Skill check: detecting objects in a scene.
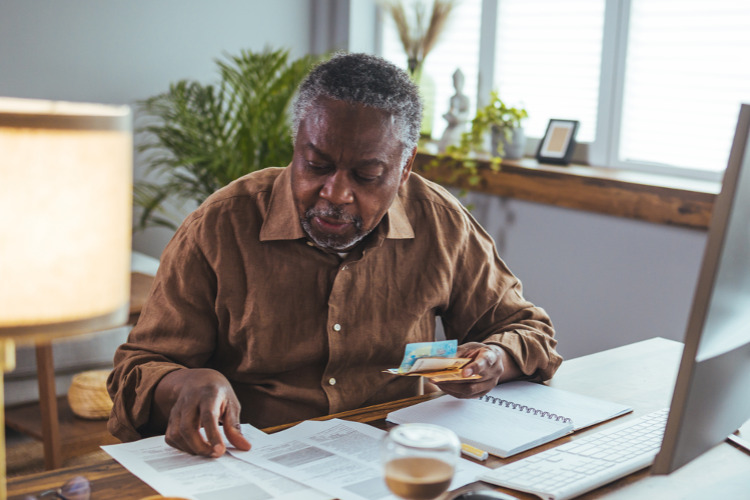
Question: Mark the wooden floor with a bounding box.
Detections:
[4,396,119,475]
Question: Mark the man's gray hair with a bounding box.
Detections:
[293,52,423,168]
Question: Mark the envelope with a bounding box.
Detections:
[383,357,481,382]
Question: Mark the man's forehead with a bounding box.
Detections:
[299,98,403,152]
[304,97,395,125]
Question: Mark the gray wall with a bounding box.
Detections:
[1,0,311,102]
[464,192,707,359]
[0,0,313,258]
[1,0,707,384]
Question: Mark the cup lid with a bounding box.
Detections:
[389,423,460,450]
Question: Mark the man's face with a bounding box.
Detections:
[291,97,413,252]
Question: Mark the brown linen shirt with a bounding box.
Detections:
[108,166,562,441]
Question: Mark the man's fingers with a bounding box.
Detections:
[163,405,182,451]
[225,424,251,452]
[223,403,251,452]
[165,403,211,456]
[461,362,478,378]
[439,378,496,399]
[201,406,227,458]
[158,369,248,457]
[437,344,506,398]
[461,346,499,377]
[222,400,251,451]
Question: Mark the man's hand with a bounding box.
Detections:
[433,342,521,399]
[153,368,252,457]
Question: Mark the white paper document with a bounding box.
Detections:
[103,419,488,500]
[228,419,489,500]
[102,424,330,500]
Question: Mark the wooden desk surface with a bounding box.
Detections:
[8,338,750,499]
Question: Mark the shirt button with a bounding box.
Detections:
[328,378,337,386]
[333,323,342,332]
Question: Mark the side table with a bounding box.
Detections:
[5,272,154,469]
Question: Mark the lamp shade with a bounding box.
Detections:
[0,97,132,343]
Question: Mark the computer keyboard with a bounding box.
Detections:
[479,408,669,500]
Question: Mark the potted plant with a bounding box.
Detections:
[134,47,318,231]
[424,91,527,195]
[446,91,528,163]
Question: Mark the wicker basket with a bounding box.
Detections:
[67,369,113,420]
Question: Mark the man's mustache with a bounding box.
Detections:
[305,206,363,228]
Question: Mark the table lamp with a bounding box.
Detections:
[0,97,132,499]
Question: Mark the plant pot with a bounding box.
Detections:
[491,126,526,160]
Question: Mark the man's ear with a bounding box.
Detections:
[400,147,417,187]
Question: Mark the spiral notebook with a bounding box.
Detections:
[386,381,632,458]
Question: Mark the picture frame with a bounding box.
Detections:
[536,119,580,165]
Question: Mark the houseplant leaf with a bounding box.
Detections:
[134,47,318,231]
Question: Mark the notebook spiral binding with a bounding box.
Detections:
[480,395,573,423]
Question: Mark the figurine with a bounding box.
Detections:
[438,68,470,153]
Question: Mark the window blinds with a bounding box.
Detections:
[381,0,482,140]
[619,0,750,173]
[493,0,605,142]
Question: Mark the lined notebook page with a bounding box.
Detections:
[387,381,632,458]
[482,381,632,431]
[387,396,573,458]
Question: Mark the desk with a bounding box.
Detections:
[4,272,155,470]
[7,338,750,499]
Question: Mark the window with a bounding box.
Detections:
[494,0,604,143]
[617,0,750,176]
[380,1,481,141]
[378,0,750,180]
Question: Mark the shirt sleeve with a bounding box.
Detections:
[107,222,219,441]
[440,210,563,381]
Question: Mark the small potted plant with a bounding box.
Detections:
[424,91,527,195]
[446,91,528,163]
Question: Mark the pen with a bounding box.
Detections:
[461,442,489,461]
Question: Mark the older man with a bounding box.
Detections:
[108,53,562,457]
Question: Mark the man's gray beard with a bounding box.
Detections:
[301,207,370,251]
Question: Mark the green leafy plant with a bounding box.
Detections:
[134,47,318,231]
[428,91,527,190]
[447,91,527,164]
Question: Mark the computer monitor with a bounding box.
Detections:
[652,103,750,474]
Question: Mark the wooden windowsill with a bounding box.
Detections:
[413,152,720,230]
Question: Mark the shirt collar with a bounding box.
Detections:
[259,166,415,242]
[385,193,414,239]
[259,166,305,241]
